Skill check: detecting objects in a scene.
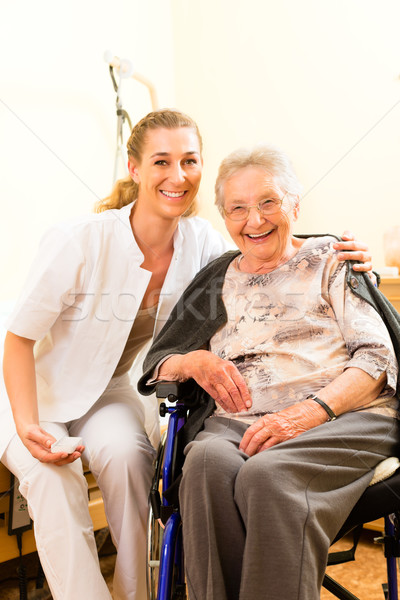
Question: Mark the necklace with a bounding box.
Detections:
[236,254,245,271]
[236,252,294,274]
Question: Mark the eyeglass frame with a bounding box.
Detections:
[223,192,288,221]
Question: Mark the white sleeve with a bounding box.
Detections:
[6,226,86,341]
[199,221,235,268]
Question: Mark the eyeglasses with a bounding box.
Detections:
[223,195,286,221]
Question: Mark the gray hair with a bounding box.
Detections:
[214,145,303,214]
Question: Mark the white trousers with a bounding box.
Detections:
[1,374,156,600]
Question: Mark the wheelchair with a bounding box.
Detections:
[147,381,400,600]
[147,382,190,600]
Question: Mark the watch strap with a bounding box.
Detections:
[307,395,337,421]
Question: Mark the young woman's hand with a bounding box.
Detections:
[19,423,84,466]
[335,230,372,273]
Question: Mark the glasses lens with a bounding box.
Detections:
[259,199,281,216]
[225,197,283,220]
[226,207,248,220]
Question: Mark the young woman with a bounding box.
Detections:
[1,109,373,600]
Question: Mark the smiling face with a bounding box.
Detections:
[128,127,203,221]
[223,166,300,271]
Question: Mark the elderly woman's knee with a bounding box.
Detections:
[183,437,243,486]
[235,451,296,499]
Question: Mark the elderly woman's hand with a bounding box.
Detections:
[158,350,252,413]
[335,231,372,273]
[239,398,328,456]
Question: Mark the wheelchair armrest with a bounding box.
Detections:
[155,380,199,407]
[155,381,184,402]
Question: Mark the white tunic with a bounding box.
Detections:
[0,203,230,456]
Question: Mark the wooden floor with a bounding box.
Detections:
[0,529,396,599]
[322,528,397,600]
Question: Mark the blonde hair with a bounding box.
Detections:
[215,145,303,214]
[95,109,203,216]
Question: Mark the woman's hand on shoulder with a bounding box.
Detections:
[19,424,84,466]
[239,398,327,456]
[160,350,252,413]
[334,230,373,274]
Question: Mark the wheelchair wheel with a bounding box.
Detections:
[147,504,164,600]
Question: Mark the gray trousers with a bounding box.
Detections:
[179,413,399,600]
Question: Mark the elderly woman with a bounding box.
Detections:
[139,145,399,600]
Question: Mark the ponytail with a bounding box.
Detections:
[95,177,138,213]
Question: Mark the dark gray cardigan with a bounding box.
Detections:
[138,241,400,447]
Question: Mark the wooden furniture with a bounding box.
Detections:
[0,463,107,563]
[380,276,400,313]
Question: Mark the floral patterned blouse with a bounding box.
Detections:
[210,237,398,424]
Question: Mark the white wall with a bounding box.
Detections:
[1,0,175,301]
[2,1,400,303]
[171,0,400,269]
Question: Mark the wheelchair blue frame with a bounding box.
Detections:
[385,516,399,600]
[150,400,187,600]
